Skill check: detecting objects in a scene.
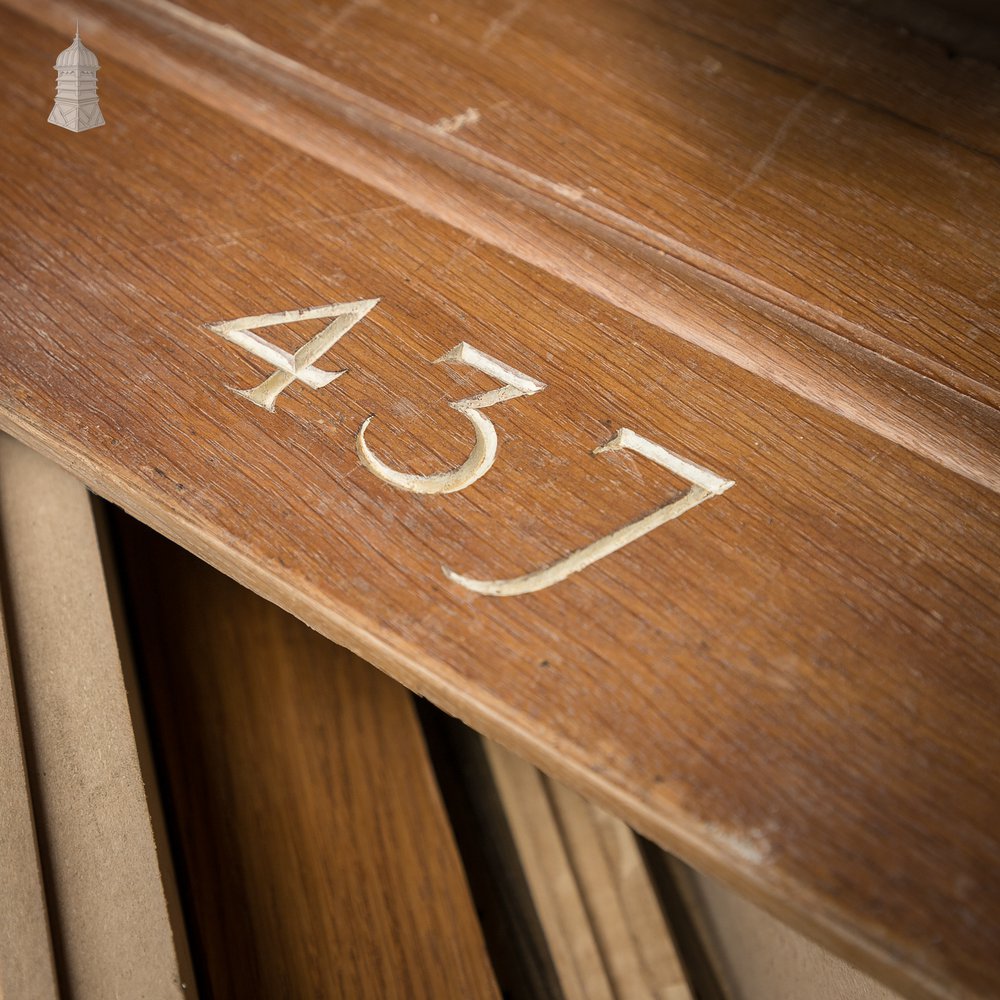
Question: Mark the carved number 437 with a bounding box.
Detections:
[207,300,734,597]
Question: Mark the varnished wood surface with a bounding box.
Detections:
[6,0,999,490]
[161,0,1000,399]
[0,5,997,999]
[113,515,498,999]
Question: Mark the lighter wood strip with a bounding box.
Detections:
[486,740,694,999]
[547,780,693,1000]
[485,740,616,999]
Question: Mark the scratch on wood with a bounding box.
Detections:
[481,0,530,51]
[248,152,296,191]
[433,107,481,134]
[330,0,380,29]
[724,84,823,204]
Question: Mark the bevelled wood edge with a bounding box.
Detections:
[0,408,971,1000]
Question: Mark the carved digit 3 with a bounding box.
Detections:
[444,429,734,596]
[356,342,545,495]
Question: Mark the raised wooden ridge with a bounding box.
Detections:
[0,5,998,1000]
[5,0,1000,491]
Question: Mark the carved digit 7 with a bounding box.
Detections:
[444,428,734,596]
[355,342,545,495]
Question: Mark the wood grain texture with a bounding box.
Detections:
[5,0,999,491]
[116,0,1000,400]
[113,515,499,999]
[0,6,997,1000]
[485,740,692,1000]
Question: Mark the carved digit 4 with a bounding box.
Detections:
[208,300,380,412]
[444,428,734,596]
[356,342,545,495]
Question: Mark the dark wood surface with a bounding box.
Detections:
[113,515,499,999]
[162,0,1000,398]
[6,0,998,489]
[0,4,997,999]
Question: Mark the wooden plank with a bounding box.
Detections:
[118,0,1000,400]
[486,741,616,999]
[112,514,499,999]
[546,780,691,1000]
[0,8,997,1000]
[0,435,190,998]
[5,0,998,491]
[486,740,692,1000]
[0,584,58,1000]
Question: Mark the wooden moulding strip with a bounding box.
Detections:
[484,739,693,1000]
[3,0,998,492]
[0,434,192,999]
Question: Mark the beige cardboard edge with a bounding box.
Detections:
[0,569,59,998]
[0,434,193,999]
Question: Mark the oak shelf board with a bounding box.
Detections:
[0,6,997,1000]
[6,0,999,491]
[113,517,499,999]
[126,0,1000,399]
